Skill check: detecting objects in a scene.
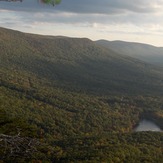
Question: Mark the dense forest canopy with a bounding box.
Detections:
[0,26,163,162]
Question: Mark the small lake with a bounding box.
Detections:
[134,119,162,132]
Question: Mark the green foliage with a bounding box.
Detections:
[41,0,61,6]
[52,132,163,162]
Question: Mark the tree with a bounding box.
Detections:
[40,0,61,6]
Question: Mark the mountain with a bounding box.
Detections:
[96,40,163,66]
[1,27,163,162]
[1,27,163,95]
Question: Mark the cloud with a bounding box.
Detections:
[0,0,163,46]
[58,0,162,14]
[1,0,163,26]
[0,0,163,14]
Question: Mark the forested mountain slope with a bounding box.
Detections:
[1,27,163,95]
[0,27,163,162]
[96,39,163,66]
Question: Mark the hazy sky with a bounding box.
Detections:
[0,0,163,46]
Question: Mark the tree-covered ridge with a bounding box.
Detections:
[96,39,163,66]
[0,27,163,162]
[1,27,163,96]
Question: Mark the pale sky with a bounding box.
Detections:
[0,0,163,46]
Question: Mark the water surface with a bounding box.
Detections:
[134,119,162,132]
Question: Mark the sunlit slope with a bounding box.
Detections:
[1,27,163,95]
[96,40,163,66]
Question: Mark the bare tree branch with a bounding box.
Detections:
[0,133,40,160]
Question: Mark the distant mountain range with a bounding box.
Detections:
[0,27,163,95]
[96,40,163,66]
